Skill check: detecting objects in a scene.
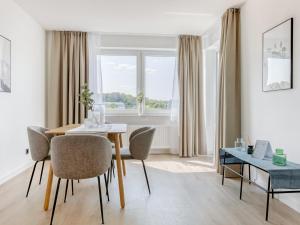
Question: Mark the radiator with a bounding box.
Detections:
[121,125,171,152]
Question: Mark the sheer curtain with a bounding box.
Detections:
[88,33,103,104]
[170,51,180,155]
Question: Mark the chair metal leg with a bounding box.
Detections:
[97,176,104,224]
[142,160,151,194]
[64,179,69,203]
[78,180,80,183]
[50,178,61,225]
[104,173,109,202]
[71,180,74,195]
[26,161,38,197]
[109,161,113,183]
[107,169,110,185]
[39,160,45,185]
[112,160,115,178]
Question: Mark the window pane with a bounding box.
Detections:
[98,55,137,110]
[145,56,175,111]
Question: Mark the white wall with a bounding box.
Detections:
[0,0,45,184]
[241,0,300,212]
[100,34,177,50]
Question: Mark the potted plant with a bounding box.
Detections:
[136,92,144,116]
[79,84,94,111]
[79,84,97,126]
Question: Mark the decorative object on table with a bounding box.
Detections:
[253,140,273,159]
[272,148,287,166]
[0,34,11,93]
[80,84,106,127]
[275,148,284,155]
[93,104,106,125]
[136,92,144,116]
[234,138,245,150]
[247,145,254,154]
[263,18,293,92]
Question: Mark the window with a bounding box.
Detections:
[144,55,176,112]
[98,54,137,112]
[97,50,176,115]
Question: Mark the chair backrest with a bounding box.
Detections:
[27,126,51,161]
[51,135,112,179]
[129,127,151,142]
[129,128,155,160]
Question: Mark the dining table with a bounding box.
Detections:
[43,123,127,211]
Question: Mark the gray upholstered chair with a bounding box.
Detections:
[111,127,155,194]
[26,126,52,197]
[50,135,112,225]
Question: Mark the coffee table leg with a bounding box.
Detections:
[114,133,125,208]
[266,176,271,221]
[44,163,53,211]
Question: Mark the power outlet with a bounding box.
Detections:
[25,148,29,155]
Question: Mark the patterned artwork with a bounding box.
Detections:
[0,35,11,92]
[263,18,293,92]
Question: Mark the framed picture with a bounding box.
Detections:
[0,34,11,93]
[262,18,293,92]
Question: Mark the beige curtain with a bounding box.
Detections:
[178,35,206,157]
[216,8,241,171]
[46,31,88,128]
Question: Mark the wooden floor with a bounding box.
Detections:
[0,155,300,225]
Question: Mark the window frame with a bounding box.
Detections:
[97,49,176,116]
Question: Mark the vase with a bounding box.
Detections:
[137,103,143,116]
[93,104,106,125]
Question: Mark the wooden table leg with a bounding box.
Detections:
[43,163,54,211]
[119,134,126,176]
[122,160,126,176]
[114,133,125,208]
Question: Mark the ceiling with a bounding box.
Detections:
[14,0,245,35]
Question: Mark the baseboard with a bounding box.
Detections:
[0,161,33,186]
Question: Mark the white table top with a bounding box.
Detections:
[66,123,127,134]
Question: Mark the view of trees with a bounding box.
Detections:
[103,92,170,110]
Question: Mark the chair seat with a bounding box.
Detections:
[112,148,133,160]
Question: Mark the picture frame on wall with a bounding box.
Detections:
[0,34,11,93]
[262,18,293,92]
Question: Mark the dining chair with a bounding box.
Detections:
[109,127,151,181]
[50,135,112,225]
[110,127,155,194]
[63,132,108,203]
[26,126,52,197]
